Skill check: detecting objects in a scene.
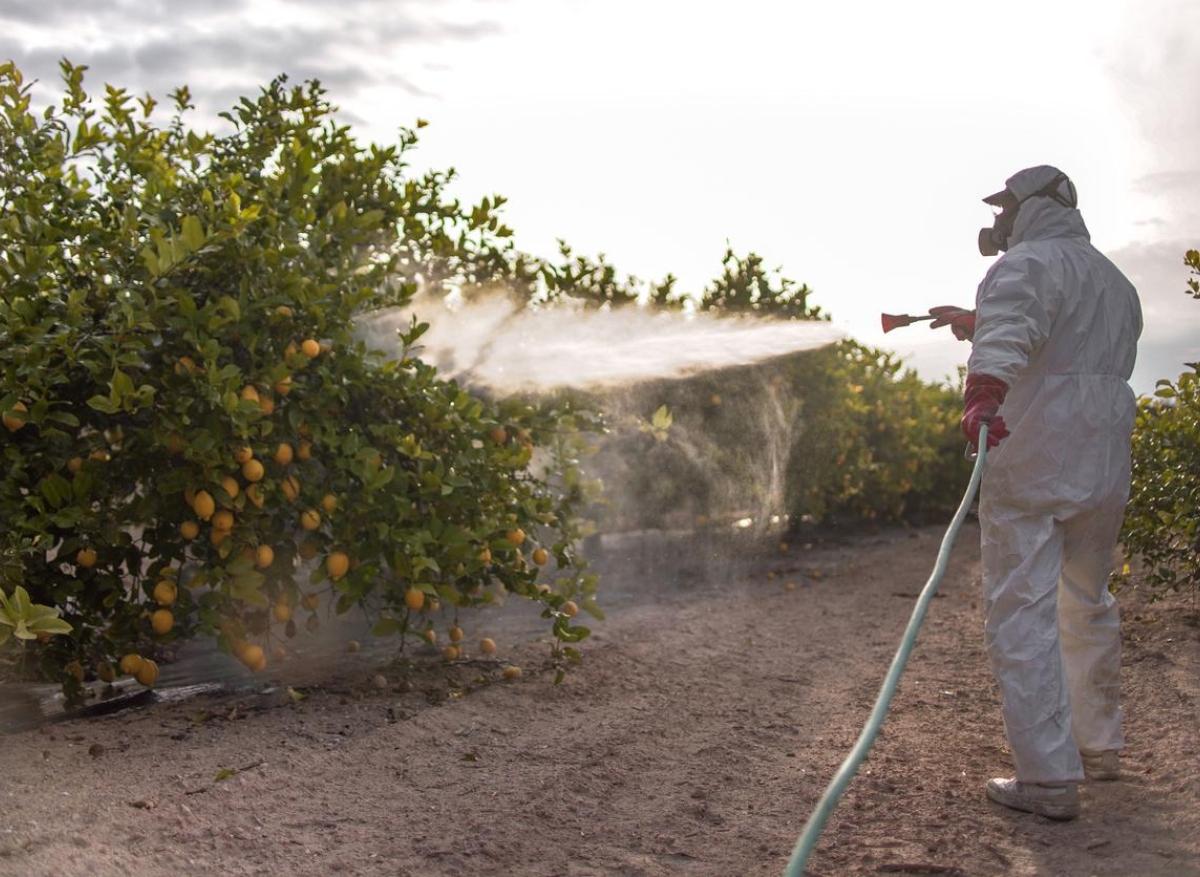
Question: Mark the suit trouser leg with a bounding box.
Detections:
[980,499,1084,783]
[1059,503,1125,754]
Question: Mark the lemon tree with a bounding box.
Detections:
[1120,249,1200,596]
[0,62,595,700]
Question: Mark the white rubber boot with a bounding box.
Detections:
[1081,749,1120,781]
[985,778,1080,820]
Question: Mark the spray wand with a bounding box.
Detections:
[880,312,935,333]
[882,307,976,340]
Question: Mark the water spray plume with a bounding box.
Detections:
[359,292,844,394]
[880,312,935,334]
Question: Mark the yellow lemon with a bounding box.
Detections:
[76,547,98,568]
[3,401,28,432]
[220,476,240,499]
[119,654,143,676]
[320,493,337,514]
[150,608,174,635]
[241,459,264,483]
[152,580,177,607]
[135,659,159,686]
[479,638,497,655]
[299,509,321,531]
[301,338,320,358]
[212,509,234,532]
[405,587,425,612]
[274,443,293,466]
[255,545,274,569]
[192,490,216,521]
[326,551,350,581]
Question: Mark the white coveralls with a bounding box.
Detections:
[968,172,1143,783]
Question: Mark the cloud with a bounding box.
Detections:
[1,0,499,121]
[1105,0,1200,228]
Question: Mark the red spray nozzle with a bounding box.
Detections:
[881,313,935,334]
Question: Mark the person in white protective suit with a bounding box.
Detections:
[929,165,1142,821]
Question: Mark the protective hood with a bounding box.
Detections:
[982,165,1090,252]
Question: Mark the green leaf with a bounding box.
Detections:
[181,215,205,251]
[86,395,119,414]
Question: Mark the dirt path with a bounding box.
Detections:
[2,524,1197,876]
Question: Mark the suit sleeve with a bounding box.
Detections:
[967,251,1059,386]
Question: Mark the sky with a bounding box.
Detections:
[3,0,1197,392]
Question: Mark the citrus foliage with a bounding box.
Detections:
[0,62,594,698]
[1121,251,1200,594]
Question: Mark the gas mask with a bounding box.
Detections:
[978,171,1077,257]
[978,194,1019,257]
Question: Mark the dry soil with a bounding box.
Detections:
[1,523,1196,876]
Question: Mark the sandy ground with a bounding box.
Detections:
[1,523,1197,877]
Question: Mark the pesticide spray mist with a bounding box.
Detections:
[358,291,842,572]
[357,292,842,394]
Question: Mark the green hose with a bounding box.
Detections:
[783,424,989,877]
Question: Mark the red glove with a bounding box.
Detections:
[929,306,977,341]
[961,373,1011,450]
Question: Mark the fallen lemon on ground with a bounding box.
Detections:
[135,659,159,686]
[502,665,522,680]
[480,638,497,655]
